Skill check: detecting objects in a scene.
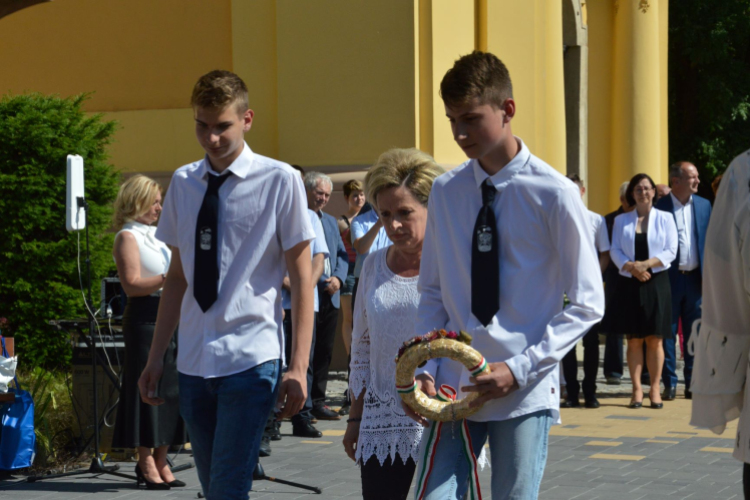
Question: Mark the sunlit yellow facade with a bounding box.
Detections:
[0,0,669,215]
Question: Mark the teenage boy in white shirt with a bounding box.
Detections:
[138,70,315,499]
[412,52,604,499]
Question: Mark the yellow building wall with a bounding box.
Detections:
[483,1,567,174]
[274,0,419,167]
[587,0,615,214]
[0,0,232,112]
[231,0,279,160]
[418,0,476,166]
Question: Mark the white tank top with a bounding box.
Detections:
[116,221,171,278]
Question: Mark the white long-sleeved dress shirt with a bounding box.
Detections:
[610,207,678,277]
[670,193,700,271]
[416,138,605,423]
[156,143,316,379]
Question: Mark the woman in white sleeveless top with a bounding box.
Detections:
[343,149,444,500]
[111,175,186,490]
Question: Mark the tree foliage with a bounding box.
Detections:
[0,93,119,368]
[669,1,750,197]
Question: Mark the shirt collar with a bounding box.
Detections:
[123,220,153,234]
[670,192,693,209]
[472,137,530,192]
[198,142,255,180]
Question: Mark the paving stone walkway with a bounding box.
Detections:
[0,350,742,499]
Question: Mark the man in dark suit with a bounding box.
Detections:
[304,172,350,420]
[655,161,711,401]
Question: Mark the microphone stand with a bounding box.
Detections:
[28,197,136,483]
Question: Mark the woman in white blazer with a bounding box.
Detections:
[610,173,678,410]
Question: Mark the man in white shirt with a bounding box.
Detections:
[413,52,604,499]
[561,174,610,409]
[303,172,350,421]
[655,161,711,401]
[138,71,315,499]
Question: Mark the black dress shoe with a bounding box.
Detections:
[338,402,351,416]
[311,406,341,421]
[584,397,600,409]
[135,465,171,490]
[167,479,186,487]
[561,399,580,408]
[662,387,676,401]
[685,389,692,400]
[293,421,323,438]
[259,435,271,457]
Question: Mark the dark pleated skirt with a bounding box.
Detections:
[608,270,673,339]
[111,295,186,449]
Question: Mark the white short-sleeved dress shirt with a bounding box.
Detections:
[417,138,605,424]
[156,143,316,379]
[670,193,700,271]
[588,210,611,254]
[350,209,392,278]
[281,209,329,312]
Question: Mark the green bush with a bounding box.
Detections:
[0,93,119,368]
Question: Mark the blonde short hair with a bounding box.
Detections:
[365,148,444,207]
[113,175,162,229]
[191,70,249,112]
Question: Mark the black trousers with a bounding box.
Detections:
[312,293,339,408]
[603,333,624,378]
[361,455,416,500]
[562,323,600,401]
[743,463,750,499]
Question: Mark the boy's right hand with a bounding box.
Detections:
[138,360,165,406]
[401,374,436,427]
[276,369,307,419]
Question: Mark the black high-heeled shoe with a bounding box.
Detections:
[135,464,171,490]
[167,479,186,487]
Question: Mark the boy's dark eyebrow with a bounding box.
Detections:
[445,111,480,119]
[194,118,233,127]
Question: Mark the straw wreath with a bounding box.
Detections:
[395,330,491,422]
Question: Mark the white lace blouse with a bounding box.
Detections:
[349,247,423,466]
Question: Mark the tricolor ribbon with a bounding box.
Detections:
[414,384,483,500]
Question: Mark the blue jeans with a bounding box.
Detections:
[179,360,281,500]
[418,410,552,500]
[662,271,701,389]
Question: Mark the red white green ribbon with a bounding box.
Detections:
[414,385,483,500]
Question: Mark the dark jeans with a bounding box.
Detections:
[604,333,624,379]
[663,270,702,390]
[312,293,338,409]
[361,455,416,500]
[562,323,600,401]
[179,360,280,499]
[284,310,316,425]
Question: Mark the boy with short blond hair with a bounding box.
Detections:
[139,70,316,498]
[413,52,604,498]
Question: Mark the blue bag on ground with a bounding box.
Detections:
[0,338,35,470]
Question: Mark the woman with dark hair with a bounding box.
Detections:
[610,173,678,409]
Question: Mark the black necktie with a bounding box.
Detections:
[471,179,500,326]
[194,172,231,312]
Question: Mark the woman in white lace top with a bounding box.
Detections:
[343,148,444,500]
